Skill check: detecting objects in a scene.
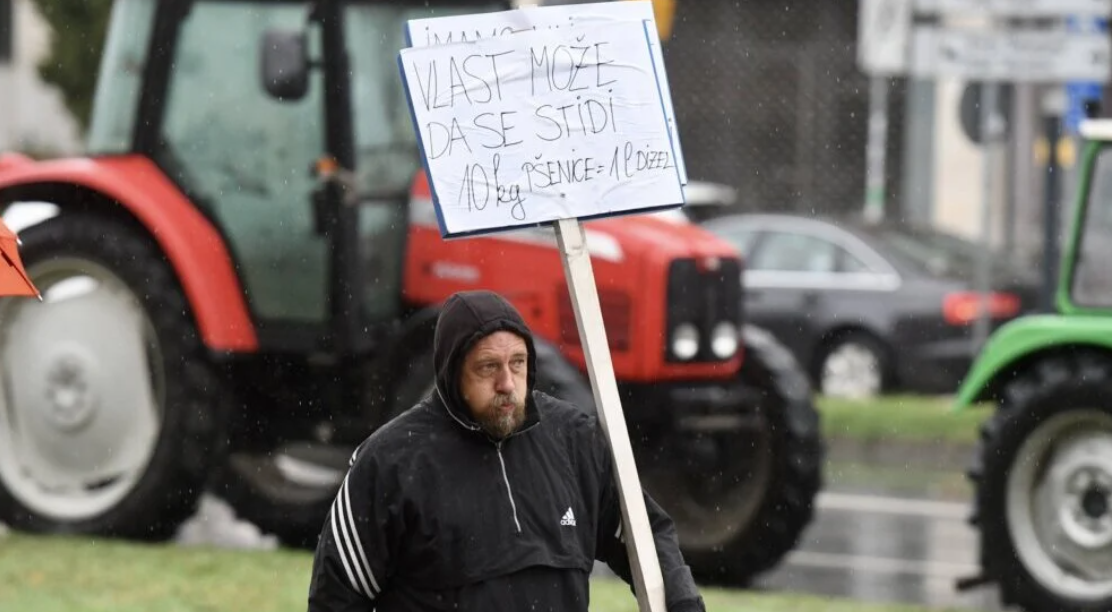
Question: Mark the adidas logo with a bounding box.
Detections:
[560,507,576,527]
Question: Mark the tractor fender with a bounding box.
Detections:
[0,155,257,352]
[952,314,1112,410]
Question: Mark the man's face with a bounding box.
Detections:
[460,331,528,439]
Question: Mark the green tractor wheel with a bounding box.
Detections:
[970,352,1112,612]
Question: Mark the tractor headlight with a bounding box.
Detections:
[710,321,739,359]
[671,323,700,360]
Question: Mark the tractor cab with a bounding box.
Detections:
[1063,120,1112,311]
[88,0,509,354]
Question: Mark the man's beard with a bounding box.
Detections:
[478,393,526,439]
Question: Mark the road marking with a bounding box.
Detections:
[785,550,980,579]
[817,492,970,520]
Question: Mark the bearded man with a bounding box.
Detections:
[306,289,705,612]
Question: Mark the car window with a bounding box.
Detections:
[749,231,837,272]
[839,248,873,273]
[720,227,758,254]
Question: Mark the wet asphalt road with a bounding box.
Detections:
[167,460,1005,611]
[754,489,1002,611]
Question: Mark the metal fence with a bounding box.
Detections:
[660,0,906,217]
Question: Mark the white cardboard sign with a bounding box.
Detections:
[405,1,687,186]
[398,17,684,238]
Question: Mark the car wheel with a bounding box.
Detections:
[817,333,886,399]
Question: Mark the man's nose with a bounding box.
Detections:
[495,365,516,393]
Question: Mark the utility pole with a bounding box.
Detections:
[857,0,913,224]
[864,75,889,224]
[974,77,1005,351]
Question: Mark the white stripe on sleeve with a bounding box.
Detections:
[329,495,368,598]
[330,476,376,598]
[340,474,381,594]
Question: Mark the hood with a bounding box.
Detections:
[433,290,540,434]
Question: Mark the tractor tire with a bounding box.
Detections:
[214,336,594,550]
[0,211,229,540]
[652,324,823,587]
[968,351,1112,612]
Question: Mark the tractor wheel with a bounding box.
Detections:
[969,352,1112,612]
[0,211,228,540]
[648,324,823,587]
[214,336,594,549]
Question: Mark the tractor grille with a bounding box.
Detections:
[557,287,633,352]
[665,257,743,363]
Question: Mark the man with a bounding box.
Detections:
[307,289,706,612]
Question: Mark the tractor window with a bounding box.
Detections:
[343,3,504,321]
[86,0,157,152]
[343,3,504,197]
[1072,147,1112,308]
[157,1,329,324]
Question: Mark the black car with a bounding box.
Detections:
[699,213,1042,398]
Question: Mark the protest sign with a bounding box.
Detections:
[405,0,687,186]
[398,16,683,239]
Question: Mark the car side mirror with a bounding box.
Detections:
[260,29,309,101]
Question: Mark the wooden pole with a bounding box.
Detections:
[553,217,665,612]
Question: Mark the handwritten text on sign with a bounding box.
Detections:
[398,18,684,238]
[405,0,687,185]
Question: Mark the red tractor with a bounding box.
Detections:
[0,0,822,586]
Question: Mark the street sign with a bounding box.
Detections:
[857,0,1112,79]
[910,26,1112,82]
[914,0,1112,18]
[858,0,914,75]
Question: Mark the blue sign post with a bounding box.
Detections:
[1065,15,1109,134]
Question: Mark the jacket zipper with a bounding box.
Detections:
[495,441,523,533]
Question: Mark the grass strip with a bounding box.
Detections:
[816,394,993,445]
[0,533,981,612]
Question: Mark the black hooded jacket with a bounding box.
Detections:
[306,290,706,612]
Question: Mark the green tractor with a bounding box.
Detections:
[954,119,1112,612]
